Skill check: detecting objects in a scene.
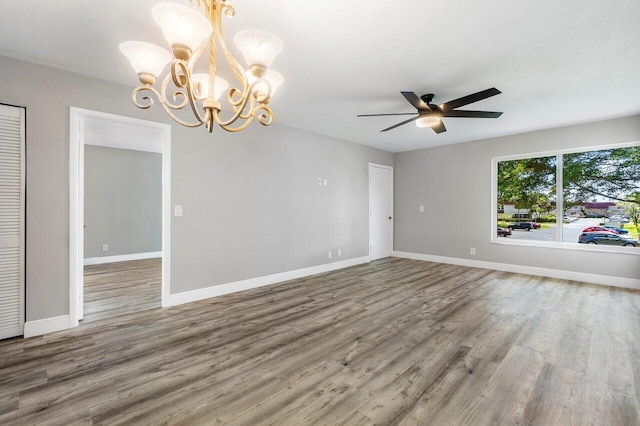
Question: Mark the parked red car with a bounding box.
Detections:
[582,226,622,234]
[527,222,541,229]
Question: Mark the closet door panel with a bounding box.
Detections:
[0,104,25,340]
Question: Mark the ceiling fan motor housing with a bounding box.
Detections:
[420,94,435,104]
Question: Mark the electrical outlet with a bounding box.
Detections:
[174,205,183,217]
[328,251,332,259]
[337,248,342,257]
[419,205,424,213]
[323,178,328,186]
[470,247,476,256]
[102,244,109,252]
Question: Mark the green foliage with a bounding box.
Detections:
[563,147,640,205]
[623,202,639,226]
[536,216,557,223]
[498,147,640,217]
[497,156,556,213]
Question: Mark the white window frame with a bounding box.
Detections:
[491,141,640,256]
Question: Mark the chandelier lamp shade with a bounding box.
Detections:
[119,0,284,133]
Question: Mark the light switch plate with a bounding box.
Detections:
[175,205,183,217]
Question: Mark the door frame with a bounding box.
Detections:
[69,107,171,327]
[368,163,394,260]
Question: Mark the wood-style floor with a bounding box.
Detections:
[1,258,639,425]
[83,258,161,323]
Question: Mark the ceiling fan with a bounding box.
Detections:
[357,87,503,134]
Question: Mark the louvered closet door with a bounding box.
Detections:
[0,104,25,340]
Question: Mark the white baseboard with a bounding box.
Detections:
[393,251,640,290]
[84,251,162,266]
[23,315,70,338]
[169,256,370,307]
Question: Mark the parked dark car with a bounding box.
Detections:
[602,225,628,234]
[578,232,639,247]
[508,222,534,231]
[497,227,512,237]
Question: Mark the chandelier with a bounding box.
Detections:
[119,0,283,133]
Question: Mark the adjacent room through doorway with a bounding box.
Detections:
[83,143,163,322]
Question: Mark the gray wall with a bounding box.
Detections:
[395,115,640,281]
[0,55,393,321]
[84,146,162,258]
[171,122,392,293]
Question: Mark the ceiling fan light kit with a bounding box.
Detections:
[416,116,441,128]
[358,87,503,134]
[119,0,283,133]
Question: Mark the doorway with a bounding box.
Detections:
[69,108,171,327]
[369,163,394,260]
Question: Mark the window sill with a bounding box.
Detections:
[491,237,640,256]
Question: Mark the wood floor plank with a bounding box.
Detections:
[83,258,161,323]
[0,257,638,425]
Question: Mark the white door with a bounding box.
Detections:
[369,164,393,260]
[0,104,25,339]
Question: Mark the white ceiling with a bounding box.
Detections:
[1,0,639,152]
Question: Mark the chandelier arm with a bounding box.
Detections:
[227,87,253,119]
[131,85,205,127]
[227,77,274,120]
[216,104,273,132]
[216,1,243,83]
[159,71,189,110]
[256,105,274,126]
[155,57,211,127]
[211,0,251,100]
[225,80,271,120]
[215,91,274,131]
[131,85,160,110]
[158,102,207,128]
[214,109,254,133]
[188,40,208,69]
[237,83,271,118]
[215,83,261,126]
[173,60,209,124]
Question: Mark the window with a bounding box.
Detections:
[494,144,639,251]
[497,155,556,242]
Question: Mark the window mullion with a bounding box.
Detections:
[556,153,563,242]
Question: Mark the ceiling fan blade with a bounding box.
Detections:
[401,92,430,111]
[381,116,420,132]
[357,112,418,117]
[432,120,447,134]
[439,88,501,112]
[441,110,503,118]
